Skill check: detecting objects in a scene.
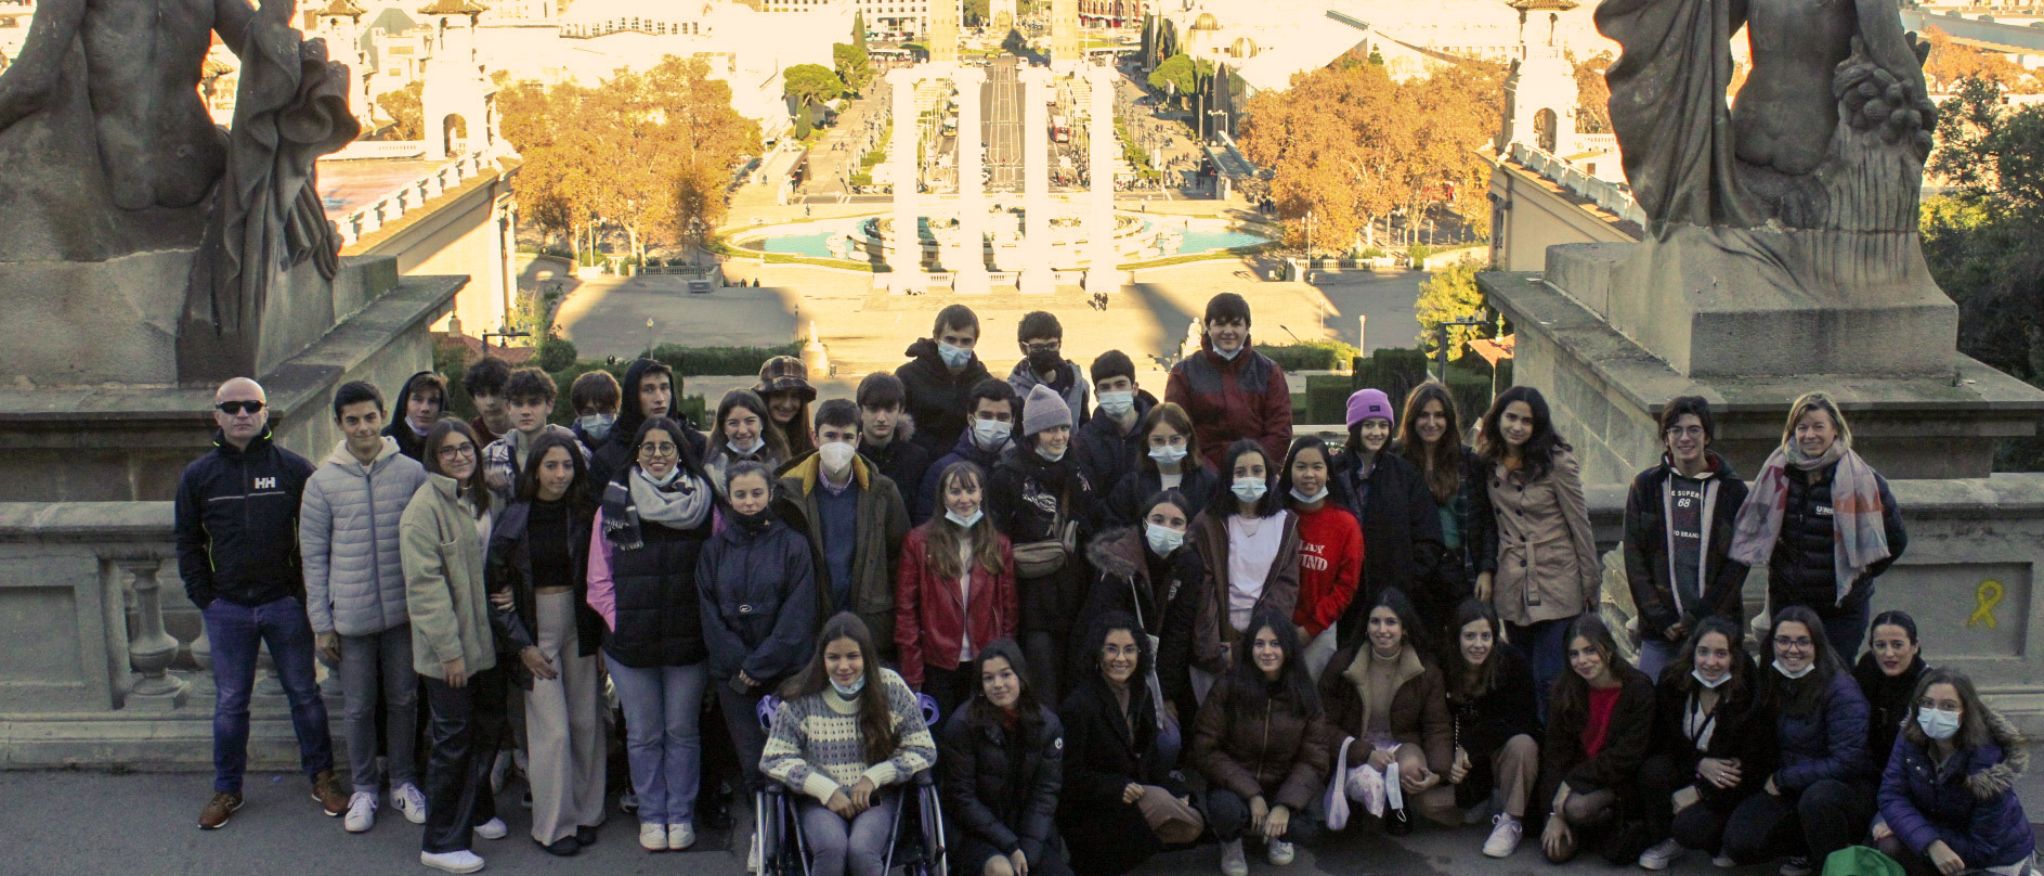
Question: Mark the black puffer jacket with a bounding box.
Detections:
[1328,446,1444,642]
[861,415,932,518]
[1103,463,1217,532]
[990,447,1095,631]
[896,338,993,459]
[939,705,1068,867]
[1073,391,1158,520]
[1078,527,1202,719]
[597,474,713,668]
[695,512,819,686]
[1767,460,1906,609]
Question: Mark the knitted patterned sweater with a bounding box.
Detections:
[763,668,937,804]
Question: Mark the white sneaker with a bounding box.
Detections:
[1779,857,1814,876]
[1268,838,1296,866]
[1713,854,1738,868]
[1219,839,1248,876]
[1639,838,1685,871]
[391,783,428,825]
[668,822,696,851]
[640,822,667,852]
[344,791,378,833]
[419,849,485,874]
[473,817,507,840]
[747,828,761,872]
[1483,813,1524,859]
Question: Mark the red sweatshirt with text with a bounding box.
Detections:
[1293,502,1364,639]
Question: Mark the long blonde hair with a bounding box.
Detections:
[1781,391,1852,451]
[924,462,1003,580]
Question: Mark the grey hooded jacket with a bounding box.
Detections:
[300,436,430,636]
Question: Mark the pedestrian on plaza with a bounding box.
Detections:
[1722,608,1873,874]
[778,400,913,658]
[757,355,818,458]
[992,385,1095,705]
[300,381,431,834]
[1534,614,1656,865]
[761,613,938,876]
[484,431,607,856]
[1395,382,1496,639]
[918,378,1018,523]
[1433,599,1540,859]
[896,461,1019,719]
[1622,396,1751,681]
[1477,386,1598,722]
[1006,311,1090,430]
[1076,489,1205,757]
[482,367,583,503]
[586,416,717,852]
[898,305,994,458]
[1279,436,1362,681]
[567,370,621,459]
[1873,668,2034,876]
[177,377,348,831]
[385,370,449,462]
[402,419,507,873]
[461,356,512,448]
[705,389,789,500]
[1058,612,1207,876]
[937,641,1073,876]
[1072,350,1157,529]
[1331,388,1444,646]
[856,372,933,506]
[1165,293,1292,472]
[1191,607,1330,876]
[1856,611,1930,779]
[1104,402,1216,527]
[1633,617,1773,871]
[1192,440,1301,703]
[1317,589,1457,837]
[1730,392,1908,661]
[590,358,706,504]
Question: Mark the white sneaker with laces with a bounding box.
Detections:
[419,850,485,874]
[1638,838,1684,870]
[1219,839,1248,876]
[668,823,696,851]
[1267,838,1296,866]
[344,791,377,833]
[1483,813,1524,859]
[473,817,507,840]
[640,822,667,852]
[391,783,428,825]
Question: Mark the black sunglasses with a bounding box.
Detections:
[216,400,266,416]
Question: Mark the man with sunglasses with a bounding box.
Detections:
[175,377,346,830]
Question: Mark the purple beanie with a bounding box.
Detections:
[1346,388,1394,428]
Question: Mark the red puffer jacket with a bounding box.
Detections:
[894,523,1018,687]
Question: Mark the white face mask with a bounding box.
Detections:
[1916,707,1961,741]
[818,441,856,476]
[728,436,765,456]
[945,508,984,528]
[1231,477,1268,503]
[1145,522,1185,556]
[830,675,867,698]
[1772,659,1814,680]
[972,418,1012,452]
[1214,346,1243,361]
[1149,445,1187,466]
[578,413,614,442]
[938,341,973,369]
[1289,486,1328,504]
[1099,390,1136,419]
[1035,444,1066,463]
[1692,669,1730,689]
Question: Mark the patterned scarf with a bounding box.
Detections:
[602,465,711,550]
[1729,440,1891,605]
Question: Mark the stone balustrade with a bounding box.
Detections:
[1508,142,1647,228]
[333,151,492,248]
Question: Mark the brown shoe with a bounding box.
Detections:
[199,791,244,830]
[311,769,349,817]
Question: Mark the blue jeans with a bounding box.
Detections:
[607,656,707,825]
[1509,616,1574,725]
[1636,635,1683,683]
[202,595,334,793]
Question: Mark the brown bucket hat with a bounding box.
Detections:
[755,355,817,402]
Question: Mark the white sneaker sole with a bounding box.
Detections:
[418,853,485,874]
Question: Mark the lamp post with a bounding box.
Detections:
[644,317,656,357]
[1434,316,1488,383]
[482,327,530,353]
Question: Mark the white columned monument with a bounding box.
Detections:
[952,65,991,294]
[1019,65,1055,295]
[1083,64,1119,295]
[888,68,926,293]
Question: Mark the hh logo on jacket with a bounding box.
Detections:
[254,476,278,490]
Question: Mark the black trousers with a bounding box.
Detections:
[922,663,976,727]
[1639,753,1746,855]
[422,665,508,854]
[1722,778,1874,865]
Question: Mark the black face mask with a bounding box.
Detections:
[733,506,774,534]
[1027,349,1062,375]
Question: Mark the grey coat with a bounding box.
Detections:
[300,437,428,636]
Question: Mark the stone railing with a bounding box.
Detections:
[1508,142,1647,228]
[331,150,496,248]
[323,139,429,161]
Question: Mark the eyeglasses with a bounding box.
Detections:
[216,400,265,416]
[437,443,477,460]
[1024,342,1061,354]
[638,442,679,458]
[1773,636,1813,650]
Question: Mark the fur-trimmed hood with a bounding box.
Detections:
[1086,526,1146,579]
[1967,707,2029,799]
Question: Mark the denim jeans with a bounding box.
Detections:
[422,665,508,854]
[339,626,418,794]
[202,595,334,793]
[607,656,707,826]
[800,793,900,876]
[1636,636,1683,683]
[1508,616,1574,725]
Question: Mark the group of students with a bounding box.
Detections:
[172,291,2027,876]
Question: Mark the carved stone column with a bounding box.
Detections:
[1019,65,1054,295]
[117,557,189,710]
[889,69,926,294]
[952,66,990,294]
[1083,64,1120,295]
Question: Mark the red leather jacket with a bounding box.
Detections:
[894,523,1019,687]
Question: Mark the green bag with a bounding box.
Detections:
[1821,845,1904,876]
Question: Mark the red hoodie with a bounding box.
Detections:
[1292,502,1363,638]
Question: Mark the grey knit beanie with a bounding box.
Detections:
[1022,383,1072,437]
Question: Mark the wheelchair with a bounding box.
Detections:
[755,692,948,876]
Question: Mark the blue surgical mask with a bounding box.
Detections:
[1035,444,1066,463]
[577,413,614,442]
[1916,707,1961,741]
[938,341,973,370]
[1099,390,1136,419]
[972,418,1012,452]
[1214,346,1243,361]
[945,508,984,528]
[1231,477,1268,503]
[1145,522,1184,556]
[831,676,867,698]
[1149,444,1187,466]
[1289,486,1328,504]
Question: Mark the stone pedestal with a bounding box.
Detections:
[1019,66,1054,295]
[953,67,991,295]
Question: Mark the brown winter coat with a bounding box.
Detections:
[1318,643,1455,774]
[1190,674,1332,811]
[1191,510,1302,672]
[1486,448,1601,626]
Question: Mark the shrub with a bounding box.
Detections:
[536,337,579,372]
[648,342,803,377]
[1253,340,1361,372]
